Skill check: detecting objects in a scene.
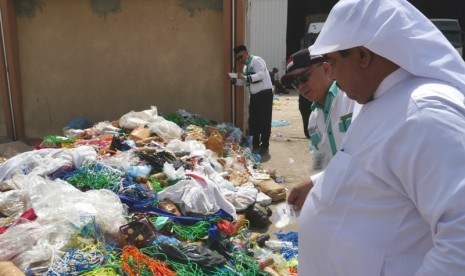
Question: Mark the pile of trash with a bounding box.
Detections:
[0,106,298,275]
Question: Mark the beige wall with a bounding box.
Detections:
[16,0,225,137]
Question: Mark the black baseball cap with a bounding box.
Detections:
[233,45,247,54]
[280,48,328,86]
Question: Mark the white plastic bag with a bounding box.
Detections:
[271,202,300,228]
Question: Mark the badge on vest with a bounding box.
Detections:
[309,126,321,150]
[313,152,326,171]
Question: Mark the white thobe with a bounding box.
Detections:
[299,69,465,275]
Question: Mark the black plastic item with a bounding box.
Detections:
[244,204,272,229]
[109,135,130,151]
[209,239,233,260]
[255,233,271,247]
[158,241,227,268]
[136,151,183,171]
[119,217,158,248]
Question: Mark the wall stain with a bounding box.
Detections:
[14,0,44,18]
[178,0,222,17]
[90,0,121,21]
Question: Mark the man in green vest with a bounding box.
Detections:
[230,45,273,156]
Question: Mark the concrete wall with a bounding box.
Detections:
[15,0,224,137]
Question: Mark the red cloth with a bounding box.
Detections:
[216,219,236,236]
[0,208,37,235]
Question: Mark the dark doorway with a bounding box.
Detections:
[286,0,464,58]
[286,0,336,57]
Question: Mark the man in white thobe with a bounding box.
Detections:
[298,0,465,275]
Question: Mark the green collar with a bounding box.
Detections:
[246,55,254,72]
[311,81,339,111]
[309,81,339,155]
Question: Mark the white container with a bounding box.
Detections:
[228,72,238,78]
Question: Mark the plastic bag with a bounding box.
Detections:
[147,120,182,140]
[243,204,272,229]
[205,130,224,157]
[126,164,152,179]
[119,106,161,129]
[271,202,299,228]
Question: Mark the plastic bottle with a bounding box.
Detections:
[264,240,293,250]
[272,253,290,276]
[254,233,270,247]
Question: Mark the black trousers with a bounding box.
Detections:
[299,94,312,138]
[272,79,287,94]
[249,89,273,150]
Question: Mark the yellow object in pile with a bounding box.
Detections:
[0,262,25,276]
[205,129,224,157]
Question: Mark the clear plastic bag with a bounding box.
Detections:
[271,202,300,228]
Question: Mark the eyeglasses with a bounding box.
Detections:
[235,54,244,61]
[292,63,322,88]
[293,72,310,88]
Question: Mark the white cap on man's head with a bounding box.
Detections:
[311,0,465,94]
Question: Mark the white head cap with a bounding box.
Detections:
[311,0,465,94]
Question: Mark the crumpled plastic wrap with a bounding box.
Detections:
[163,163,185,181]
[0,174,128,270]
[68,146,98,168]
[165,139,206,155]
[0,146,97,182]
[219,182,259,212]
[99,150,139,172]
[118,106,182,140]
[0,190,26,217]
[256,192,273,207]
[23,175,127,235]
[126,164,152,179]
[0,221,73,271]
[0,148,58,182]
[147,120,182,141]
[118,106,162,129]
[89,121,120,137]
[0,175,26,192]
[158,172,237,220]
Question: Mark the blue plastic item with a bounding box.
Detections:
[272,120,290,127]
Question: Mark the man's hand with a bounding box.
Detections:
[287,178,314,211]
